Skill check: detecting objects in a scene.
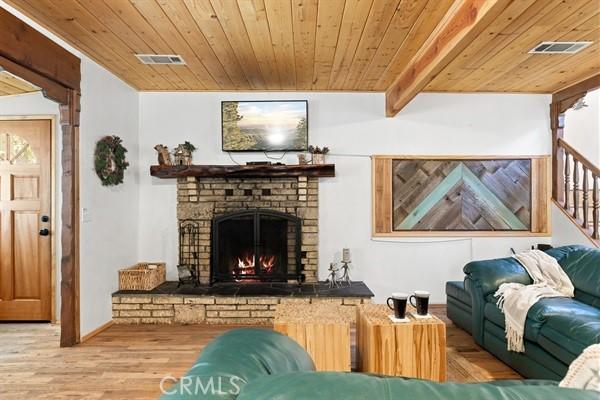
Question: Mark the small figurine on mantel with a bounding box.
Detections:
[154,144,173,166]
[327,262,340,288]
[173,141,196,166]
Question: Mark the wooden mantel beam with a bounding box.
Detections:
[385,0,510,117]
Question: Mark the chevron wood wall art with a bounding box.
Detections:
[393,159,531,231]
[372,156,551,237]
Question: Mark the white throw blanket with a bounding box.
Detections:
[495,250,574,352]
[560,344,600,391]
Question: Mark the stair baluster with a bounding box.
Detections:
[573,159,579,220]
[564,152,570,210]
[594,176,599,240]
[582,167,589,229]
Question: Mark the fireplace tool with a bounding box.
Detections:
[178,220,201,287]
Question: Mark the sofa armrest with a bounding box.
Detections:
[463,257,531,298]
[160,328,315,399]
[463,257,531,345]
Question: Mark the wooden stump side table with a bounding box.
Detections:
[274,303,355,372]
[357,303,446,381]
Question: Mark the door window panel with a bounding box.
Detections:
[0,133,38,164]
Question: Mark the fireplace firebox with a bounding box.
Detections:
[211,209,303,284]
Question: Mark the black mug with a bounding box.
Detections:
[409,291,430,316]
[387,293,408,319]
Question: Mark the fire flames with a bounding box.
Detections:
[235,254,276,277]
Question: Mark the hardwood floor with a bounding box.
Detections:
[0,307,520,399]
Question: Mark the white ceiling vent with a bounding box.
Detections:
[135,54,185,65]
[529,41,592,54]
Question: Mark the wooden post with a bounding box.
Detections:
[59,90,81,347]
[551,105,565,203]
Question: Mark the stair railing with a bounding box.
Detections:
[556,138,599,240]
[551,74,600,245]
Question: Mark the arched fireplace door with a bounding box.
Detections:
[211,209,303,285]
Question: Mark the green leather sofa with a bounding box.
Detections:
[452,245,600,380]
[160,327,596,399]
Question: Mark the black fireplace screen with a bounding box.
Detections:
[211,209,302,284]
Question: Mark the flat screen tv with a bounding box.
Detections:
[222,100,308,152]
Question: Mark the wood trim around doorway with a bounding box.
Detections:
[0,7,81,346]
[0,115,57,322]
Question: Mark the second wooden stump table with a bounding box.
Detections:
[357,303,446,381]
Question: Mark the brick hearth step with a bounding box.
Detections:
[112,281,374,325]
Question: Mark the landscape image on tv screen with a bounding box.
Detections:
[222,100,308,152]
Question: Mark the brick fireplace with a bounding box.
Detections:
[177,175,319,284]
[112,163,374,325]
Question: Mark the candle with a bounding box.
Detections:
[342,248,351,263]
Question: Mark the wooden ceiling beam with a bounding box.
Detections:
[0,7,79,90]
[384,0,510,117]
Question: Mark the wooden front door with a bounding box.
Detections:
[0,119,52,321]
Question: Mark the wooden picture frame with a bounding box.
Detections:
[372,155,551,237]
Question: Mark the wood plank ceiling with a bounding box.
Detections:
[0,70,40,96]
[3,0,599,93]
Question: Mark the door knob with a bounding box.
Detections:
[39,228,50,236]
[41,215,50,222]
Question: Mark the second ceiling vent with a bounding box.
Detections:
[135,54,186,65]
[529,42,592,54]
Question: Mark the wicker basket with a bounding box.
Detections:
[119,262,166,291]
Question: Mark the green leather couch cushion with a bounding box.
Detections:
[446,281,472,306]
[539,312,600,360]
[160,328,315,399]
[546,245,600,306]
[237,372,598,400]
[483,326,567,379]
[484,295,600,362]
[484,301,542,341]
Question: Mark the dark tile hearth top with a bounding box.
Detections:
[113,281,374,298]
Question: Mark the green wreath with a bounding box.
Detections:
[94,135,129,186]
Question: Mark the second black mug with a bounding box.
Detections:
[409,290,430,315]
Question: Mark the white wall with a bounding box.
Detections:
[551,203,597,248]
[0,92,62,320]
[78,59,139,336]
[563,88,600,165]
[1,1,140,336]
[138,92,552,303]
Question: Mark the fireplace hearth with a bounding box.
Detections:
[211,209,303,285]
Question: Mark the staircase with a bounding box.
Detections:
[554,138,599,246]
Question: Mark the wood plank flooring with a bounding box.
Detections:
[0,307,520,399]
